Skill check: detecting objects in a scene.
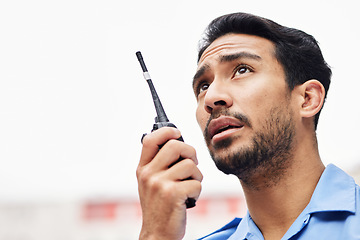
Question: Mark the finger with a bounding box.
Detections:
[139,127,182,167]
[153,140,198,170]
[177,179,202,203]
[166,158,203,182]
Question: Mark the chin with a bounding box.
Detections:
[209,137,249,164]
[211,134,249,151]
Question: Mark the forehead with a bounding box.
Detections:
[198,33,276,67]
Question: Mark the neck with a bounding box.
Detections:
[240,150,325,240]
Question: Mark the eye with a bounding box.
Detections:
[234,64,253,76]
[195,81,210,96]
[199,82,209,92]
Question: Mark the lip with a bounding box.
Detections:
[207,116,244,142]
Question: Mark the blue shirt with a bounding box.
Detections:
[198,164,360,239]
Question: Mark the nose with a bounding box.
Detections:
[204,81,233,114]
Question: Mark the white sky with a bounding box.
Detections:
[0,0,359,202]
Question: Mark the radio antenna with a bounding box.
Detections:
[136,51,169,123]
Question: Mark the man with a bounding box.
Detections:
[136,12,360,239]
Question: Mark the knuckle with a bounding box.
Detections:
[195,183,202,197]
[137,166,151,184]
[161,183,176,198]
[163,127,180,136]
[147,175,163,192]
[148,178,177,202]
[136,166,142,179]
[195,181,202,191]
[199,172,204,181]
[188,145,196,154]
[182,158,196,168]
[190,180,202,195]
[166,139,179,148]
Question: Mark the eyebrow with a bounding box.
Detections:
[192,64,209,89]
[219,52,262,63]
[192,52,262,89]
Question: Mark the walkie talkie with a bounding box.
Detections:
[136,51,196,209]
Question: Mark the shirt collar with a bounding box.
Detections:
[305,164,356,214]
[228,211,251,240]
[228,164,356,239]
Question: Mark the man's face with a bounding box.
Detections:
[193,34,296,181]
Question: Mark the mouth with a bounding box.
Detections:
[207,116,244,141]
[214,125,241,135]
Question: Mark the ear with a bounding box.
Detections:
[297,79,325,118]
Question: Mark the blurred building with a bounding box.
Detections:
[0,195,247,240]
[1,164,359,240]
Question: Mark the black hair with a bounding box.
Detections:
[198,12,332,129]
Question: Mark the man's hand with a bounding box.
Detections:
[136,127,203,240]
